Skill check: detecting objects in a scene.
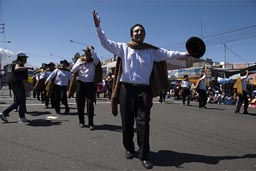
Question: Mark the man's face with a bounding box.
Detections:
[131,26,145,43]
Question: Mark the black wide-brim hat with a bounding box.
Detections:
[60,60,69,67]
[186,37,206,58]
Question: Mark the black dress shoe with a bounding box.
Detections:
[89,125,95,130]
[65,108,70,114]
[243,111,249,114]
[0,113,8,123]
[141,160,153,169]
[79,123,85,128]
[125,151,134,159]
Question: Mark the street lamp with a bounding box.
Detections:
[0,40,12,43]
[69,40,87,46]
[50,53,64,59]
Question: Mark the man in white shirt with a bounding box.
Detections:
[45,60,72,114]
[235,69,249,114]
[93,10,190,169]
[41,62,56,108]
[71,45,100,130]
[196,73,207,108]
[181,74,192,106]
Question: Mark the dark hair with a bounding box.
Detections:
[130,23,146,37]
[16,56,27,61]
[184,74,188,78]
[85,49,92,56]
[240,69,246,76]
[60,60,69,67]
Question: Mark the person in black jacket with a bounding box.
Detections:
[0,52,34,123]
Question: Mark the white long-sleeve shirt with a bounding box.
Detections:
[198,79,207,91]
[181,80,191,88]
[71,52,100,83]
[241,75,248,91]
[96,26,187,85]
[40,70,52,80]
[198,74,207,90]
[45,68,72,86]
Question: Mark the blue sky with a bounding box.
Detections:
[0,0,256,68]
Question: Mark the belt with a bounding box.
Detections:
[122,82,149,88]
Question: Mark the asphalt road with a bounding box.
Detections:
[0,86,256,171]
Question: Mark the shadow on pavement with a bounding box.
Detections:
[95,124,122,132]
[150,150,256,168]
[62,112,78,116]
[202,107,225,110]
[243,112,256,116]
[176,104,225,110]
[27,111,51,116]
[27,119,63,127]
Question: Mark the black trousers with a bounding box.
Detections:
[119,83,152,160]
[235,91,249,113]
[54,84,69,112]
[44,91,55,108]
[182,88,191,105]
[198,89,207,107]
[76,80,94,125]
[2,80,26,118]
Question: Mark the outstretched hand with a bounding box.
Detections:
[93,10,100,27]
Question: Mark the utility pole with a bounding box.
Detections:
[220,41,227,68]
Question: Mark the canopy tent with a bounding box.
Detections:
[217,71,256,84]
[210,64,256,78]
[217,77,235,84]
[0,48,15,68]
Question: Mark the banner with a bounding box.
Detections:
[168,67,203,79]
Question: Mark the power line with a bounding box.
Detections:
[203,24,256,39]
[225,44,248,62]
[165,24,256,49]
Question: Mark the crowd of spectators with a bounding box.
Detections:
[165,81,256,107]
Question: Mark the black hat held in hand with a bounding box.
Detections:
[186,37,206,58]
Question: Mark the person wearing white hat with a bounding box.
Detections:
[0,51,34,123]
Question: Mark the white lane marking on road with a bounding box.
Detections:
[46,116,58,120]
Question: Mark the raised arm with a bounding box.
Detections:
[92,10,124,58]
[93,10,100,27]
